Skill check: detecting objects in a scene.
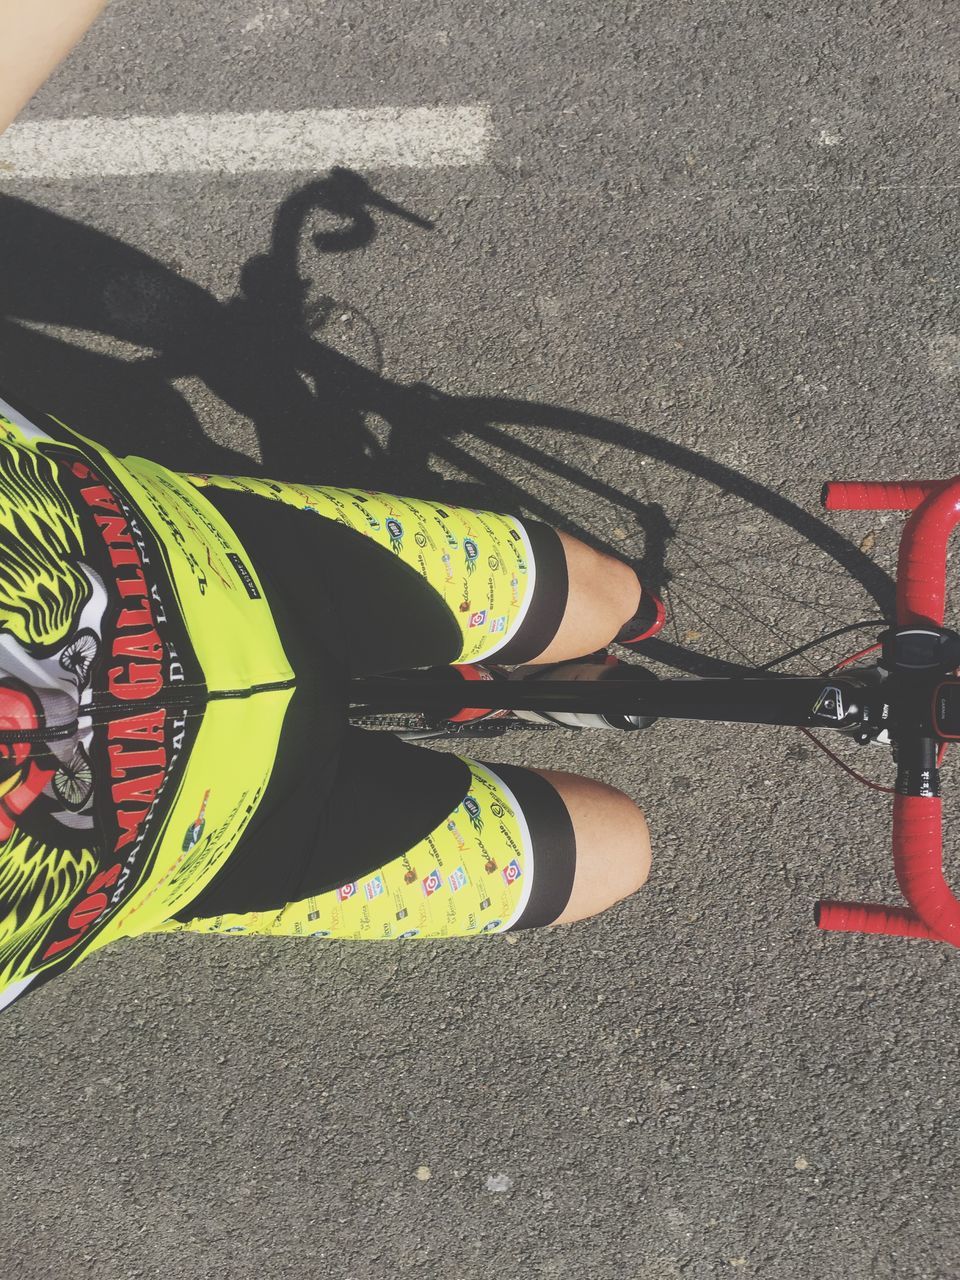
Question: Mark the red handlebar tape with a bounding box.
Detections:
[822,481,945,511]
[817,476,960,946]
[815,901,943,940]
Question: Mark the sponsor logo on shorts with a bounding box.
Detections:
[386,517,404,551]
[422,869,443,897]
[464,538,479,572]
[415,531,428,547]
[337,882,359,902]
[502,860,523,886]
[365,875,386,901]
[488,615,507,635]
[441,553,455,581]
[484,857,498,875]
[488,554,500,570]
[490,801,506,819]
[468,610,487,628]
[448,866,468,892]
[446,819,467,850]
[463,795,484,831]
[510,575,521,605]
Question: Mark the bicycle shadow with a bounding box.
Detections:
[0,173,896,676]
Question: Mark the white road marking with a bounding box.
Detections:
[0,105,492,178]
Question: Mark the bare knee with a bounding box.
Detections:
[531,533,641,662]
[559,531,641,630]
[627,806,653,893]
[534,769,651,926]
[602,553,646,635]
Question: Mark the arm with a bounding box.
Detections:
[0,0,110,136]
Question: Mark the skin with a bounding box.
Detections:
[525,533,653,924]
[0,0,110,136]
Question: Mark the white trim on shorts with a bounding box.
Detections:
[476,762,536,932]
[474,517,537,661]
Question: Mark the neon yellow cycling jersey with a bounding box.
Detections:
[0,391,296,1010]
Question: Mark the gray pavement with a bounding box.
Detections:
[1,2,960,1277]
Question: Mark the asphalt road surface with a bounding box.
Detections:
[1,2,959,1277]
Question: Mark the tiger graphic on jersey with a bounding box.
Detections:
[0,393,301,1012]
[0,417,110,989]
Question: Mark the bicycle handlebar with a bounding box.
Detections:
[822,480,945,512]
[817,476,960,946]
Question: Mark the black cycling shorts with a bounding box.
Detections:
[170,480,577,935]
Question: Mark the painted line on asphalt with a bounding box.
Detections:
[0,105,492,178]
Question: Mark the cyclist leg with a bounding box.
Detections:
[157,478,651,932]
[162,754,650,939]
[181,473,643,668]
[525,530,641,664]
[534,768,651,924]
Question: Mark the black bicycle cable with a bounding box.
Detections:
[751,619,890,673]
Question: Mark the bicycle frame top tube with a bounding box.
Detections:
[347,673,874,730]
